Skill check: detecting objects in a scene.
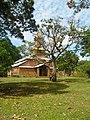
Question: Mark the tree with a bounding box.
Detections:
[0,0,37,40]
[67,0,90,13]
[17,41,34,57]
[67,1,90,59]
[0,38,21,77]
[39,18,79,81]
[80,28,90,57]
[57,50,79,76]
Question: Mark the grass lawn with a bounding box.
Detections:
[0,77,90,120]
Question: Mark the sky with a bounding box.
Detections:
[10,0,90,60]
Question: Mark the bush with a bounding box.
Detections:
[76,60,90,78]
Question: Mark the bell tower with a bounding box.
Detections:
[31,32,47,58]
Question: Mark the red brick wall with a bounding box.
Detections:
[19,68,37,77]
[11,67,20,75]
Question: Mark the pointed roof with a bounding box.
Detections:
[12,55,51,68]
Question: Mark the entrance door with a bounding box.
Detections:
[39,66,47,76]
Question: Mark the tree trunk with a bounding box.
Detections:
[51,59,57,82]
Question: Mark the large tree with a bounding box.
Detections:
[0,0,37,40]
[0,38,21,77]
[39,18,80,81]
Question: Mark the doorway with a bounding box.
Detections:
[39,65,47,76]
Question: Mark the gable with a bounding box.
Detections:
[20,59,40,67]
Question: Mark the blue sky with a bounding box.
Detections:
[11,0,90,60]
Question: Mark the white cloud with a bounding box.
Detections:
[23,32,34,41]
[79,56,90,61]
[34,0,74,23]
[34,0,90,26]
[62,35,69,46]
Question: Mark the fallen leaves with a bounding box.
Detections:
[12,114,26,120]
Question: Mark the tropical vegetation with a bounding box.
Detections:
[0,38,21,77]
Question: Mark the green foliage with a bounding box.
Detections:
[57,50,79,76]
[76,60,90,77]
[80,28,90,57]
[67,0,90,57]
[0,0,37,40]
[0,38,21,76]
[40,18,68,57]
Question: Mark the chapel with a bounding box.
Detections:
[10,32,52,77]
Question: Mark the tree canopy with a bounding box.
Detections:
[67,0,90,58]
[38,18,80,81]
[80,28,90,57]
[0,38,21,76]
[0,0,37,40]
[57,50,79,76]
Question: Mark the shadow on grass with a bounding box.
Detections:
[0,81,69,98]
[58,79,79,83]
[58,77,90,83]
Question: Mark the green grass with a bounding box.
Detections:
[0,77,90,120]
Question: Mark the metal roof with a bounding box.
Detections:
[19,64,47,68]
[12,60,27,67]
[15,55,31,63]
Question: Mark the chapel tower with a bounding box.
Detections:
[32,32,48,58]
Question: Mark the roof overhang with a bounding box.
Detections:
[19,64,50,69]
